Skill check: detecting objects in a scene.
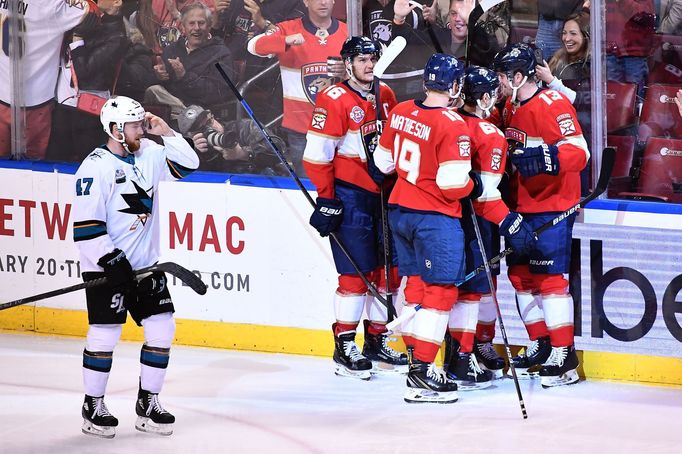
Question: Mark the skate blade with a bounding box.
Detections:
[370,361,409,375]
[453,379,493,391]
[540,369,580,388]
[403,388,458,404]
[508,366,542,380]
[135,416,173,436]
[82,420,116,439]
[334,364,371,381]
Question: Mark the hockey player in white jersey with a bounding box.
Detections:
[72,96,199,438]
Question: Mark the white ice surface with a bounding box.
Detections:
[0,332,680,454]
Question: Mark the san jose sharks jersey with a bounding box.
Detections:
[72,134,198,272]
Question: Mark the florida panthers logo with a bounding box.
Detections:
[302,63,335,104]
[361,121,379,159]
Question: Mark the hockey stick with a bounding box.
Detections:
[0,262,208,311]
[387,147,615,332]
[373,36,407,321]
[467,199,527,419]
[215,44,405,318]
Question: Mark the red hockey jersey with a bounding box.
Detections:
[458,109,510,225]
[500,89,590,213]
[247,16,348,133]
[375,100,475,218]
[303,81,398,198]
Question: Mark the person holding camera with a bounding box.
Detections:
[72,96,199,438]
[178,104,290,175]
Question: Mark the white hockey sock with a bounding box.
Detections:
[515,292,545,326]
[83,324,122,397]
[334,293,365,326]
[140,313,175,393]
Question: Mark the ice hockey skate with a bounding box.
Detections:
[474,340,506,379]
[511,336,551,379]
[362,320,408,374]
[446,351,493,390]
[404,357,458,404]
[81,395,118,439]
[539,345,580,388]
[135,388,175,436]
[332,324,372,380]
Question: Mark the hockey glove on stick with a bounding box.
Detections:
[97,249,136,293]
[499,212,536,255]
[309,198,344,237]
[511,144,559,177]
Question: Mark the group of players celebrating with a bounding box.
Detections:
[304,36,589,404]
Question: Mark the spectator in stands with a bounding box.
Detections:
[48,0,130,162]
[535,11,590,104]
[536,0,588,61]
[247,0,347,177]
[151,0,216,48]
[363,0,424,101]
[364,0,394,48]
[605,0,655,99]
[535,10,592,194]
[147,2,235,116]
[213,0,305,67]
[117,26,160,102]
[676,89,682,118]
[0,0,97,160]
[392,0,508,67]
[658,0,682,34]
[177,104,290,174]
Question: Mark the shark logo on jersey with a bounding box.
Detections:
[119,180,153,231]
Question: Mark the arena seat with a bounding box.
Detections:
[619,137,682,203]
[637,84,682,143]
[606,81,637,133]
[606,135,637,197]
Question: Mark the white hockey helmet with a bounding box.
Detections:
[100,96,146,141]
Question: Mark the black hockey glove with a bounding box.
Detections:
[467,171,483,200]
[500,212,536,255]
[367,155,386,186]
[309,198,344,237]
[97,249,136,293]
[510,144,560,177]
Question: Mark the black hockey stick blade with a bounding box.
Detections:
[0,262,207,311]
[153,262,208,295]
[460,146,615,284]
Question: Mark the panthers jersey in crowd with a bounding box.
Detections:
[303,80,397,198]
[375,100,475,218]
[458,109,509,225]
[72,135,198,272]
[247,16,348,134]
[500,89,589,213]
